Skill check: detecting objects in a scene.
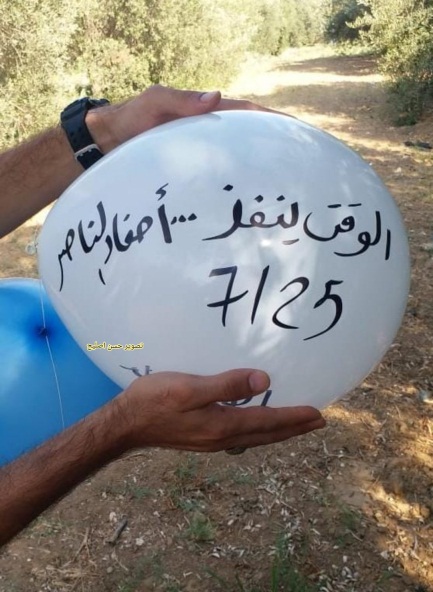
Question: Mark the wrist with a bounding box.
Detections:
[113,378,158,450]
[85,105,118,154]
[94,393,135,457]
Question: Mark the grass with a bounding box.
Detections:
[340,505,361,533]
[117,554,182,592]
[183,512,215,543]
[174,454,199,482]
[270,534,318,592]
[205,533,319,592]
[117,555,160,592]
[101,480,154,500]
[229,468,257,486]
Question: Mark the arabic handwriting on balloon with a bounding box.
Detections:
[327,202,362,209]
[303,213,356,242]
[120,364,153,377]
[223,389,273,408]
[333,211,392,259]
[384,229,392,261]
[57,183,199,290]
[56,183,394,291]
[201,188,392,259]
[203,187,300,241]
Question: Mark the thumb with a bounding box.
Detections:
[148,86,222,117]
[186,369,271,409]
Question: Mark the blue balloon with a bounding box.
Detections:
[0,278,121,466]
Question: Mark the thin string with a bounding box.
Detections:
[37,271,65,431]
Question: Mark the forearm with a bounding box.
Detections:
[0,396,129,546]
[0,86,262,238]
[0,369,325,548]
[0,127,82,237]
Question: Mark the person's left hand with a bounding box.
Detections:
[113,369,326,453]
[86,84,272,154]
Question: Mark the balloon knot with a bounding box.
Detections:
[37,326,49,337]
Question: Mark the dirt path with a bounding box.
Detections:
[1,47,433,592]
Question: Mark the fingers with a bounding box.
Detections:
[219,403,324,436]
[203,403,325,451]
[123,368,326,453]
[145,85,223,117]
[101,84,290,152]
[222,416,326,451]
[216,97,270,112]
[215,97,295,119]
[177,369,271,410]
[143,85,276,120]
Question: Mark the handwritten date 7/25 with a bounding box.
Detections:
[207,266,344,341]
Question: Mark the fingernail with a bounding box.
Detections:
[249,371,270,393]
[200,91,220,103]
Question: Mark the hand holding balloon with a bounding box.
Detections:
[116,370,325,452]
[0,85,271,239]
[85,85,270,155]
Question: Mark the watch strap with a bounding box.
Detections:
[61,98,110,170]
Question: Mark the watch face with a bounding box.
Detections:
[88,98,110,109]
[61,98,109,121]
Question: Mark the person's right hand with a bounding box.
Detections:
[86,84,276,155]
[115,369,326,453]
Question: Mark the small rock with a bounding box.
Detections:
[25,243,37,255]
[418,390,433,404]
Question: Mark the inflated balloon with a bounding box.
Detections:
[0,279,121,466]
[38,111,410,410]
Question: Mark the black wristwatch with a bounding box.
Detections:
[60,97,110,170]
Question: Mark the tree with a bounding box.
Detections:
[0,0,81,146]
[324,0,370,42]
[358,0,433,123]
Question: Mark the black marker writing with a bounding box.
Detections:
[56,184,198,289]
[208,265,344,341]
[223,389,273,408]
[203,185,392,257]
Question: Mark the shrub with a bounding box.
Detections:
[359,0,433,124]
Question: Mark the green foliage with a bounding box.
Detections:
[323,0,433,123]
[70,0,152,102]
[323,0,370,42]
[206,533,319,591]
[270,533,318,592]
[0,0,81,145]
[358,0,433,124]
[0,0,334,150]
[251,0,325,55]
[183,511,215,542]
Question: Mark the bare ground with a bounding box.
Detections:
[1,46,433,592]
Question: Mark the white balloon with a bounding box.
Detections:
[38,111,410,409]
